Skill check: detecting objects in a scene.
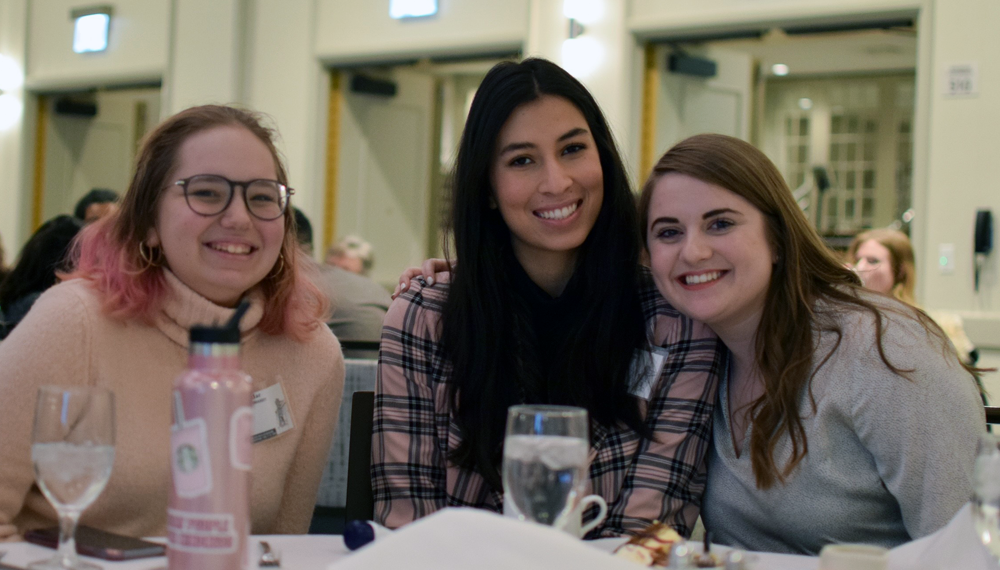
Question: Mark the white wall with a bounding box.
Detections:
[165,0,245,114]
[26,0,169,90]
[922,0,1000,337]
[0,0,29,255]
[245,0,328,252]
[314,0,529,64]
[629,0,922,33]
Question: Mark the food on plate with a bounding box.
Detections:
[614,521,682,566]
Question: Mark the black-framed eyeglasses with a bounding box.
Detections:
[174,174,293,221]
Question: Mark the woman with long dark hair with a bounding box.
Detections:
[638,133,983,554]
[372,59,724,538]
[0,215,83,339]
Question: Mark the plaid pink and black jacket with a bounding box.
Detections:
[371,269,724,538]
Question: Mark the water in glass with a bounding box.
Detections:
[503,435,588,526]
[973,432,1000,561]
[29,386,115,570]
[502,405,589,531]
[33,442,115,511]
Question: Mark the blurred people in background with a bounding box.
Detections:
[73,188,120,223]
[294,208,390,351]
[0,215,83,339]
[849,228,978,366]
[325,235,373,276]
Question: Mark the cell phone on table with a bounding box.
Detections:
[24,525,166,561]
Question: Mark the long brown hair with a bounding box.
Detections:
[68,105,327,340]
[638,134,958,489]
[848,228,917,305]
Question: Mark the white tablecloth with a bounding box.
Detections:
[0,532,817,570]
[0,535,352,570]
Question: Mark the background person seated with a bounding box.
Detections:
[73,188,120,224]
[849,228,978,366]
[294,209,389,353]
[0,215,83,340]
[325,235,374,276]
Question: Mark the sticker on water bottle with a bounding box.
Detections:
[170,391,213,498]
[252,382,295,443]
[230,407,253,470]
[167,509,238,554]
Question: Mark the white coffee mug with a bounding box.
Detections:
[502,493,608,538]
[561,494,608,538]
[818,544,888,570]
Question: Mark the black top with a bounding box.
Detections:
[508,256,587,402]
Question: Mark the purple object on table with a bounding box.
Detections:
[343,520,377,551]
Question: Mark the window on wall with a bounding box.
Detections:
[763,74,915,236]
[784,113,811,191]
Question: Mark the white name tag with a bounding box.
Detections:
[629,347,668,401]
[252,382,294,443]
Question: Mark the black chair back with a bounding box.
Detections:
[345,391,375,521]
[987,406,1000,425]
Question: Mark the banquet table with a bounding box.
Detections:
[0,534,819,570]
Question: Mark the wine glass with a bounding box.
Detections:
[502,405,589,531]
[29,386,116,570]
[973,432,1000,562]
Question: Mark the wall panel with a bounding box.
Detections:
[26,0,169,89]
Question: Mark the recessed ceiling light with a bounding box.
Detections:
[772,63,790,76]
[798,98,813,110]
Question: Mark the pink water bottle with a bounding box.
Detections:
[168,303,253,570]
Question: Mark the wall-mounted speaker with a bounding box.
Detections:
[350,74,398,98]
[55,98,98,117]
[667,54,717,78]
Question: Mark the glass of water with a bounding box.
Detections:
[29,386,116,570]
[502,405,589,531]
[973,432,1000,562]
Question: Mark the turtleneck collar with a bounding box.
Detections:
[155,269,265,348]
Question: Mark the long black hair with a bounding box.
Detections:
[441,58,649,489]
[0,215,83,310]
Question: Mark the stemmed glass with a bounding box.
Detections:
[29,386,116,570]
[973,432,1000,562]
[502,405,589,531]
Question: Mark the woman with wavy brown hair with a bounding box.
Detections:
[638,133,984,554]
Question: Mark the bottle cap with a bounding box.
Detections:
[189,299,251,345]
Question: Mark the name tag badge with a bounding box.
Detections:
[629,347,668,401]
[252,382,295,443]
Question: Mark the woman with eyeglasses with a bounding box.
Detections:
[0,105,344,539]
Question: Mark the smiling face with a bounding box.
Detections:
[146,125,286,307]
[646,173,775,336]
[490,95,603,277]
[853,239,895,294]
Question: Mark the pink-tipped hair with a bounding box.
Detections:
[65,213,329,342]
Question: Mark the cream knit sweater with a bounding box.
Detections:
[0,271,344,539]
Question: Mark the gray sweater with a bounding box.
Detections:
[701,293,984,555]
